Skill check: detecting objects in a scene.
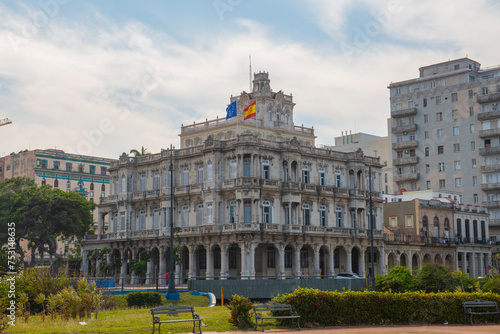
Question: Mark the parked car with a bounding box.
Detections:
[335,272,363,279]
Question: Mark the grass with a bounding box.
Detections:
[4,306,234,333]
[4,293,230,333]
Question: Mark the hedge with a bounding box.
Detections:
[126,291,163,308]
[272,287,500,326]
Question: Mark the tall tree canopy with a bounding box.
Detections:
[0,177,95,263]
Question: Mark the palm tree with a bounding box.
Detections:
[129,146,150,157]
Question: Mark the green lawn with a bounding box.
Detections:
[5,306,234,334]
[4,292,237,334]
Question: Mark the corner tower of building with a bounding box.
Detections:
[179,72,316,148]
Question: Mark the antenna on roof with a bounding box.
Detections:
[249,55,252,92]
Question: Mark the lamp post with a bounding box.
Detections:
[369,165,375,291]
[167,144,179,299]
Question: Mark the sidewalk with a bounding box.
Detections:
[202,324,500,334]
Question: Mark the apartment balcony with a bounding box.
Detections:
[479,146,500,156]
[391,107,417,118]
[281,181,301,191]
[393,156,419,166]
[477,92,500,104]
[260,179,279,189]
[393,173,420,182]
[481,164,500,172]
[477,109,500,121]
[479,128,500,138]
[392,140,418,150]
[391,123,418,134]
[483,200,500,208]
[302,184,317,192]
[481,182,500,191]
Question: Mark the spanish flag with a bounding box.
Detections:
[244,101,256,120]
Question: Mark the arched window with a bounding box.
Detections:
[433,217,439,238]
[101,184,105,192]
[41,178,46,185]
[444,218,450,238]
[54,179,59,188]
[90,182,94,191]
[66,180,71,190]
[422,216,428,236]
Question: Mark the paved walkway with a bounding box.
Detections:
[203,324,500,334]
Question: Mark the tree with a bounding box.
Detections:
[0,177,95,266]
[412,263,454,292]
[375,266,415,292]
[129,146,150,157]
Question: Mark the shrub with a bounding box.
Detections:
[0,268,72,315]
[272,287,500,326]
[412,263,454,292]
[376,266,415,292]
[482,274,500,294]
[225,295,253,329]
[126,291,162,308]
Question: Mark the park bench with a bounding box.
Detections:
[253,302,300,332]
[151,304,202,334]
[462,299,499,325]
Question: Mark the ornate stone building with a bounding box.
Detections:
[81,73,385,283]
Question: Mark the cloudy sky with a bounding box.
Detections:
[1,0,500,159]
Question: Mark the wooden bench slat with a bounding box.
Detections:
[462,299,499,325]
[253,303,300,332]
[151,305,202,334]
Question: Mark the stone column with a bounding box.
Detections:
[345,247,352,273]
[131,249,138,284]
[294,246,301,277]
[240,242,247,278]
[120,252,128,285]
[81,250,88,277]
[380,244,386,275]
[206,246,213,280]
[188,245,196,280]
[97,213,105,239]
[221,245,228,279]
[175,263,182,285]
[96,259,102,278]
[470,252,476,278]
[146,258,154,284]
[277,244,285,279]
[313,245,321,277]
[329,247,335,276]
[249,243,257,279]
[159,247,166,286]
[359,248,366,278]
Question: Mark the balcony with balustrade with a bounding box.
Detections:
[391,107,417,119]
[393,140,418,150]
[477,92,500,104]
[391,123,418,134]
[479,146,500,156]
[393,156,418,166]
[479,128,500,138]
[393,173,420,182]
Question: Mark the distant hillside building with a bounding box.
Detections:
[81,72,385,283]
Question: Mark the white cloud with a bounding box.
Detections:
[1,1,500,161]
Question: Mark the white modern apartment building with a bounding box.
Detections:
[388,57,500,240]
